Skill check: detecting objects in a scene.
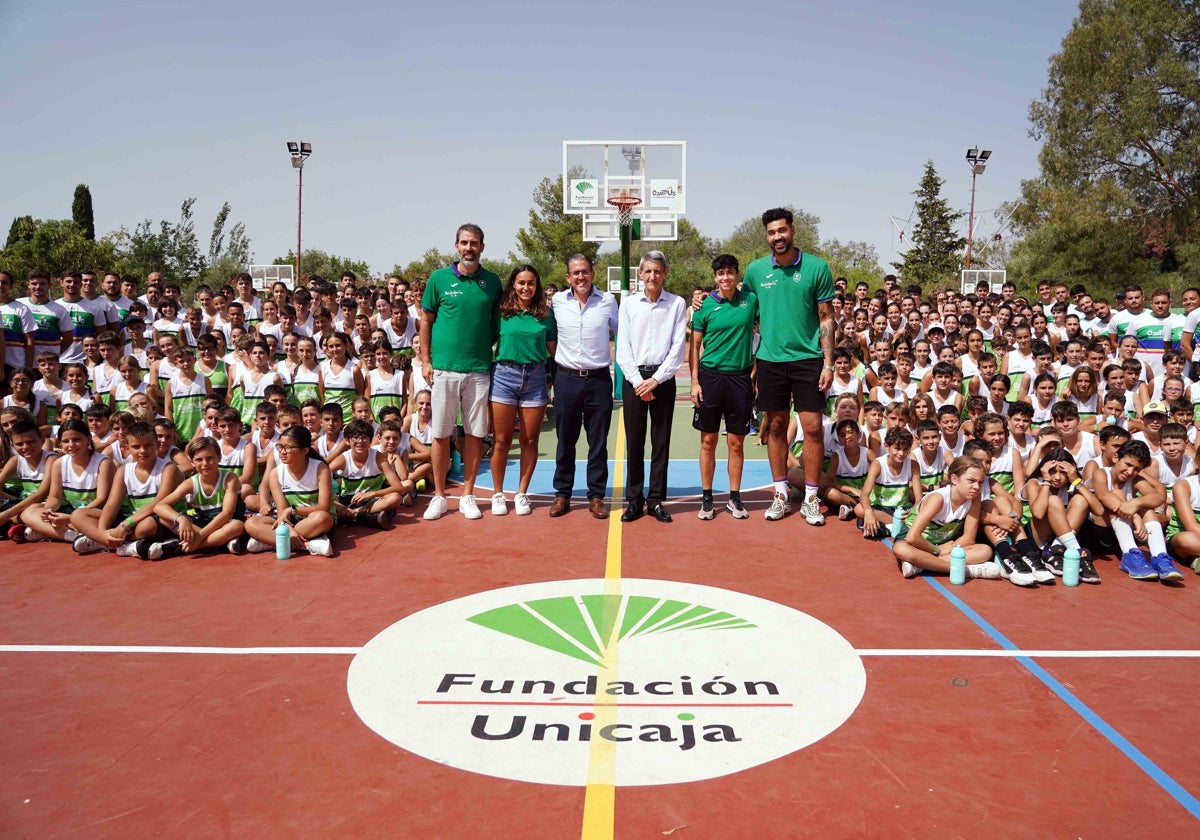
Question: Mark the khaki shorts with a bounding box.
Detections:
[431,370,490,438]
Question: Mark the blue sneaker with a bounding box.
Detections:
[1150,553,1183,581]
[1119,549,1158,580]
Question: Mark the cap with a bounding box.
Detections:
[1116,291,1127,300]
[927,323,946,334]
[1141,401,1168,417]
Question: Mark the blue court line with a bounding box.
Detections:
[881,536,1200,820]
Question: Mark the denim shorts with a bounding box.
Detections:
[491,361,548,408]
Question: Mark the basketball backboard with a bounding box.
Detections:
[563,140,686,242]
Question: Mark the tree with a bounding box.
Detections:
[1029,0,1199,236]
[201,202,253,288]
[1015,0,1200,291]
[891,161,966,286]
[6,215,35,249]
[512,174,598,286]
[818,238,882,286]
[72,185,95,241]
[399,249,454,283]
[273,249,371,283]
[109,198,205,285]
[0,219,118,290]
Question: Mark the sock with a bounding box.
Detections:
[1110,517,1138,553]
[805,482,819,502]
[729,490,742,505]
[701,489,713,502]
[1014,537,1039,557]
[1058,531,1079,550]
[994,538,1015,559]
[774,478,788,496]
[1146,520,1168,555]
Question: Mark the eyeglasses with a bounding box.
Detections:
[275,445,298,454]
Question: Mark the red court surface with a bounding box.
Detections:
[2,488,1199,839]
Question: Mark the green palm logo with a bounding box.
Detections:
[575,181,594,194]
[467,595,755,665]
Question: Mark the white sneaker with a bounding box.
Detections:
[838,504,855,521]
[423,494,448,521]
[246,537,273,553]
[514,493,532,516]
[900,561,922,578]
[725,499,749,519]
[116,541,140,557]
[968,561,1002,580]
[73,535,107,555]
[305,536,332,556]
[459,495,482,520]
[697,499,715,520]
[800,497,826,526]
[764,493,790,521]
[491,492,508,516]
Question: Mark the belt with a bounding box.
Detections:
[558,366,608,377]
[638,365,665,375]
[496,360,544,369]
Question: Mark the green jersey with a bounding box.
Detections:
[421,263,501,372]
[741,251,834,363]
[693,289,758,372]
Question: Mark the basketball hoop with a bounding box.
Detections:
[608,195,641,228]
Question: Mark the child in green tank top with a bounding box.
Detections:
[154,436,247,555]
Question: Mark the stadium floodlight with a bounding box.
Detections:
[964,147,992,271]
[286,141,313,282]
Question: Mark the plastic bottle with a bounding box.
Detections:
[276,521,291,560]
[1063,547,1080,587]
[889,509,906,539]
[949,545,967,585]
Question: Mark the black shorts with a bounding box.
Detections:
[692,366,753,435]
[756,358,825,414]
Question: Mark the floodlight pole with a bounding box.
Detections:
[964,147,990,271]
[287,141,313,284]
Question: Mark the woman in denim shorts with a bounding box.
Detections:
[489,265,557,517]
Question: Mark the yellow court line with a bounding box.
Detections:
[580,409,624,840]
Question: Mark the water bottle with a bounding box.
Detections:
[889,509,906,539]
[275,521,291,560]
[1063,547,1080,587]
[949,545,967,585]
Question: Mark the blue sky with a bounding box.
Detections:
[0,0,1078,276]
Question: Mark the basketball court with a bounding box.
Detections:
[3,143,1197,837]
[3,393,1198,837]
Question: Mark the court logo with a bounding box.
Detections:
[347,578,866,787]
[569,179,599,209]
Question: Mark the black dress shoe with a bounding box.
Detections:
[620,498,645,522]
[649,502,673,523]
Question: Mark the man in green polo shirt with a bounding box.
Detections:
[690,254,758,521]
[418,223,501,521]
[741,207,836,526]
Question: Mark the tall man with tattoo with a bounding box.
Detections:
[740,208,836,525]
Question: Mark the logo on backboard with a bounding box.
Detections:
[569,180,599,209]
[347,579,866,786]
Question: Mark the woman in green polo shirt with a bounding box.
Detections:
[488,265,556,517]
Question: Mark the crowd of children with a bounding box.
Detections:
[0,269,426,559]
[0,266,1197,582]
[786,278,1200,584]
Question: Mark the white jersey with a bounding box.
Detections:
[1152,451,1194,501]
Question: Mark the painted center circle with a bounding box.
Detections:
[347,578,866,787]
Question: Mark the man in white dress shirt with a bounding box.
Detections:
[549,254,619,519]
[615,251,687,523]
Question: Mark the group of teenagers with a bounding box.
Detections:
[0,267,436,559]
[2,223,1200,581]
[805,276,1200,585]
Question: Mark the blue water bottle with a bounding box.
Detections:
[1063,547,1080,587]
[275,521,291,561]
[949,545,967,585]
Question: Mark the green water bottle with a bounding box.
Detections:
[1063,547,1080,587]
[275,521,291,561]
